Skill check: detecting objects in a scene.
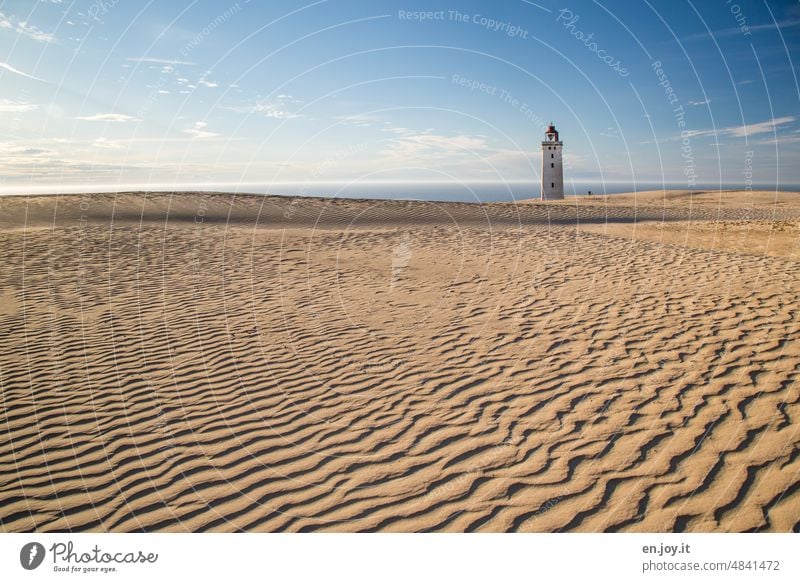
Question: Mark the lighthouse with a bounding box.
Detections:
[541,123,564,200]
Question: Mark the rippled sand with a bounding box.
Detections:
[1,190,799,532]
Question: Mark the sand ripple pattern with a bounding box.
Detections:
[1,193,799,532]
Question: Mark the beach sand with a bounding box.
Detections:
[1,190,799,532]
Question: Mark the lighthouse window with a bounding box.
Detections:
[551,163,554,168]
[551,153,554,158]
[551,182,555,188]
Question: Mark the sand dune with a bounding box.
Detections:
[1,190,799,532]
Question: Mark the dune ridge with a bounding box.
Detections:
[1,190,799,532]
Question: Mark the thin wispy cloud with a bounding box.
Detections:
[0,61,44,81]
[724,116,796,137]
[682,19,800,41]
[222,98,303,119]
[0,11,55,43]
[92,137,123,149]
[656,116,796,144]
[126,57,196,66]
[76,113,140,122]
[183,121,219,139]
[752,129,800,145]
[335,113,383,127]
[380,132,490,164]
[0,99,38,112]
[599,126,620,138]
[399,134,489,152]
[0,142,53,156]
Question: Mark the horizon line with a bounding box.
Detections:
[0,179,794,195]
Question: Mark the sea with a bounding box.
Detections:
[1,181,797,203]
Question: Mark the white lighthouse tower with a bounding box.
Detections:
[541,123,564,200]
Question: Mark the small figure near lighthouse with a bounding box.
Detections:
[541,123,564,200]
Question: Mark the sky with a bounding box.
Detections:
[0,0,799,193]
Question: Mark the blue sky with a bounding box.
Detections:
[0,0,798,192]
